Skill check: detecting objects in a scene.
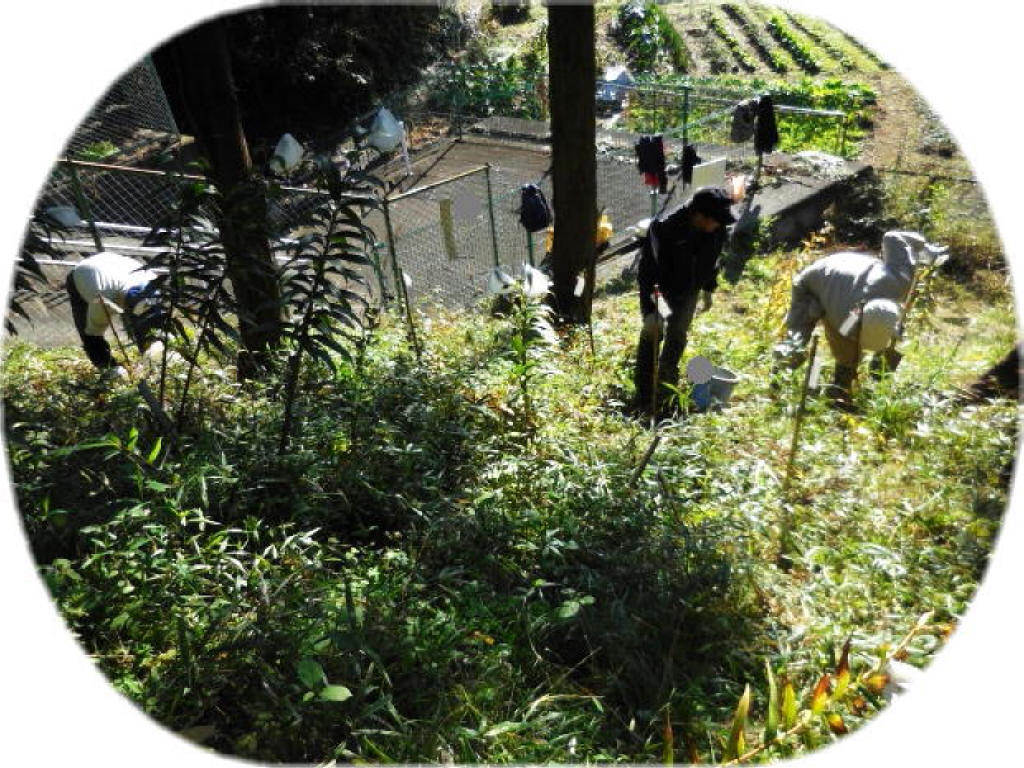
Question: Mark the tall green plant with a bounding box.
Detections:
[275,155,383,454]
[143,173,236,430]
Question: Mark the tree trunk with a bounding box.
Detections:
[546,4,597,323]
[154,18,282,380]
[964,344,1021,401]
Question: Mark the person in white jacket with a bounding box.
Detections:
[774,231,948,402]
[65,251,163,370]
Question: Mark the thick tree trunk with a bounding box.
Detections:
[547,4,597,323]
[154,18,282,380]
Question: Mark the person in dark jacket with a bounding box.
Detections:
[634,186,736,414]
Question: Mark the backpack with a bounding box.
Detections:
[519,184,552,233]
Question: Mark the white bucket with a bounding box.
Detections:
[709,366,739,405]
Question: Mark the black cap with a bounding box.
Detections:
[689,186,737,225]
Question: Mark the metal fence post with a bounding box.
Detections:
[484,164,501,268]
[381,196,421,359]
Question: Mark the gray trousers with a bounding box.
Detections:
[634,291,700,410]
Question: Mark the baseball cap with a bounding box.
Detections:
[689,186,737,225]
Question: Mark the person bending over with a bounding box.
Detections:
[66,251,163,371]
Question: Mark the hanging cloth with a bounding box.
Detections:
[755,95,780,155]
[730,99,758,143]
[681,144,702,184]
[635,135,668,193]
[519,184,552,233]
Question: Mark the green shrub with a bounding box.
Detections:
[613,1,690,73]
[4,233,1015,762]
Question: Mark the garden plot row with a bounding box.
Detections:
[675,2,885,77]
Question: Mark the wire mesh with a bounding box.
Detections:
[6,62,865,351]
[381,167,504,311]
[64,57,179,164]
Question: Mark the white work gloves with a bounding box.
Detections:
[699,290,713,314]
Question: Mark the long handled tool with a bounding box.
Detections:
[649,288,663,428]
[777,334,818,567]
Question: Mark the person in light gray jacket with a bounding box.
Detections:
[65,251,163,370]
[774,231,948,401]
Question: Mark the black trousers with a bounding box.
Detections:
[66,273,115,369]
[634,290,700,411]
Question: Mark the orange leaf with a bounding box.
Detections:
[835,639,851,677]
[834,639,852,699]
[849,696,869,716]
[826,713,848,735]
[810,674,831,715]
[863,673,889,696]
[682,730,700,765]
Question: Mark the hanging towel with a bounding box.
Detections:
[730,99,758,143]
[681,144,702,184]
[635,135,668,192]
[755,95,780,155]
[439,198,458,260]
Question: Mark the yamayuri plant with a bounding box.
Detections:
[275,155,382,454]
[143,173,237,434]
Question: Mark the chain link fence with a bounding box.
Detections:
[6,60,860,347]
[66,56,179,165]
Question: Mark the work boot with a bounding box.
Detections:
[825,365,857,411]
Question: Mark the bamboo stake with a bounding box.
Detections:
[782,334,818,494]
[650,311,661,430]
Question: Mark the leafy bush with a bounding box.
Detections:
[612,1,690,73]
[428,53,548,120]
[489,0,532,26]
[3,230,1015,763]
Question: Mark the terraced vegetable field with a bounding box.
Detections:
[659,1,886,78]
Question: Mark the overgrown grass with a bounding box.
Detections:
[2,242,1016,763]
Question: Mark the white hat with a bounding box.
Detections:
[859,298,902,351]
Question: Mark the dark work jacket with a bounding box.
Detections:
[637,202,726,316]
